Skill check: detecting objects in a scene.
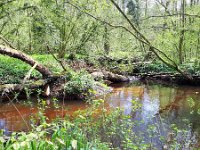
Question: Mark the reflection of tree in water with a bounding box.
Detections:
[160,87,200,146]
[106,85,144,115]
[139,86,160,123]
[0,105,37,132]
[128,84,200,148]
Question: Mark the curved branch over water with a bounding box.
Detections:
[109,0,193,80]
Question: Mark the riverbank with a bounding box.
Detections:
[1,54,200,102]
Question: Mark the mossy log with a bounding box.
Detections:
[0,75,113,101]
[91,70,141,83]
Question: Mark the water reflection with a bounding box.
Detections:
[141,87,160,123]
[1,83,200,147]
[0,100,87,132]
[105,83,200,148]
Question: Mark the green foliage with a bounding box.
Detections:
[0,98,196,150]
[0,0,200,76]
[64,70,95,96]
[180,59,200,75]
[0,55,40,84]
[0,55,62,84]
[139,61,175,73]
[0,99,134,149]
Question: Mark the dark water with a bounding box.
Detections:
[1,82,200,147]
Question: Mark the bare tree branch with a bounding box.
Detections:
[142,13,200,20]
[109,0,193,80]
[67,0,189,79]
[0,35,16,49]
[0,0,17,7]
[65,1,148,45]
[46,45,67,72]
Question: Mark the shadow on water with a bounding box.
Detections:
[1,82,200,148]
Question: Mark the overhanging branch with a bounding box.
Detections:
[109,0,193,80]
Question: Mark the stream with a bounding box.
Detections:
[1,82,200,147]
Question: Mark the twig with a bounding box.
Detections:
[5,94,30,131]
[0,35,16,49]
[21,63,38,89]
[46,45,67,72]
[142,13,200,21]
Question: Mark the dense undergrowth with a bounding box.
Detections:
[0,52,200,84]
[0,99,196,150]
[0,55,62,84]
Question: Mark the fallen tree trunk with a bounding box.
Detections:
[91,71,139,83]
[0,45,52,77]
[0,78,113,101]
[0,80,47,93]
[0,79,48,100]
[134,73,200,85]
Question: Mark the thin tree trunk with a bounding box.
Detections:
[178,0,186,64]
[0,45,52,77]
[109,0,193,80]
[103,24,110,53]
[197,30,200,59]
[145,0,148,18]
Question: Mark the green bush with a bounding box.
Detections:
[139,61,174,73]
[64,70,95,96]
[180,59,200,75]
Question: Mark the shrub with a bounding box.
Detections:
[64,70,95,97]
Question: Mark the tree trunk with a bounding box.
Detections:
[178,0,186,64]
[103,24,110,53]
[145,0,148,18]
[109,0,193,81]
[0,45,52,77]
